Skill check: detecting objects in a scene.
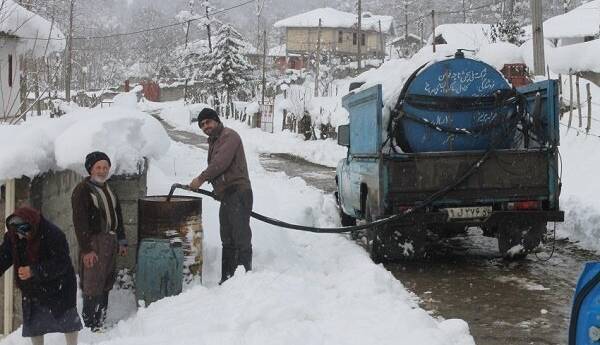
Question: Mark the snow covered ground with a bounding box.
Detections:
[1,99,475,344]
[141,100,346,168]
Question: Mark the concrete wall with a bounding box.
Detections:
[0,162,147,331]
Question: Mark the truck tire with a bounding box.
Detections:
[497,222,546,259]
[364,198,383,263]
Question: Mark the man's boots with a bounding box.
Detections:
[238,247,252,272]
[220,247,237,284]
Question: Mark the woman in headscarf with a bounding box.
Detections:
[1,206,82,345]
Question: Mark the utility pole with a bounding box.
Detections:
[404,1,408,39]
[314,18,322,97]
[261,29,266,105]
[183,19,191,103]
[419,20,424,48]
[531,0,546,75]
[431,10,436,53]
[205,6,212,52]
[378,20,385,63]
[356,0,362,70]
[65,0,75,102]
[462,0,467,23]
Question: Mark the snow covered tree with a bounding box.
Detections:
[203,24,254,117]
[490,0,527,45]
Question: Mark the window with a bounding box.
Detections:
[361,33,366,46]
[338,31,343,43]
[353,33,357,45]
[8,54,12,87]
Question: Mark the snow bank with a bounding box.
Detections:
[143,101,347,168]
[543,0,600,39]
[557,126,600,252]
[0,0,65,56]
[0,97,170,180]
[426,24,492,50]
[546,39,600,73]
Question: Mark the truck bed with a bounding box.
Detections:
[385,148,558,209]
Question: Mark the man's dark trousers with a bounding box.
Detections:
[219,187,253,283]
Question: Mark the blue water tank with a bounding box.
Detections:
[136,238,184,306]
[398,53,517,152]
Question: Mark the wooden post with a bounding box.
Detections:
[404,2,409,39]
[530,0,546,75]
[315,18,322,97]
[4,179,15,335]
[568,70,573,128]
[576,74,582,127]
[183,20,191,104]
[65,0,75,102]
[558,74,563,118]
[431,10,436,53]
[356,0,362,70]
[420,21,424,48]
[587,83,592,133]
[262,30,267,105]
[378,20,385,63]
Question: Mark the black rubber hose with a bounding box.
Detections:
[165,148,492,234]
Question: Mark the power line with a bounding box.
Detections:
[17,0,254,41]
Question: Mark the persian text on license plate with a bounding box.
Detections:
[443,206,492,220]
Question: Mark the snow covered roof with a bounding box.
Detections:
[273,8,394,33]
[0,89,169,180]
[544,0,600,39]
[391,33,426,45]
[427,23,492,50]
[0,0,65,56]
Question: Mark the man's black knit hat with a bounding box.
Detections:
[197,108,221,125]
[85,151,111,174]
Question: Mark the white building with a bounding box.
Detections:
[0,0,64,121]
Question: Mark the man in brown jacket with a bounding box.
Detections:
[190,108,253,284]
[71,151,128,331]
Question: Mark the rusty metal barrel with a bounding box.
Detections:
[138,196,203,280]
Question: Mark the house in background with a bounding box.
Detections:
[543,0,600,47]
[268,43,306,71]
[0,0,64,122]
[273,7,394,60]
[390,33,426,58]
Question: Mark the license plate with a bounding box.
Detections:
[443,206,492,220]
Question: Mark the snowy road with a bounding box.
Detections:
[153,111,599,345]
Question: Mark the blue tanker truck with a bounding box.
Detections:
[335,51,564,261]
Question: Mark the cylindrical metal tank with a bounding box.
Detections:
[138,196,203,280]
[397,53,517,152]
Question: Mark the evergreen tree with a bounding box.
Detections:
[203,24,254,117]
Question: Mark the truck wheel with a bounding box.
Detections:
[364,199,383,263]
[497,222,546,259]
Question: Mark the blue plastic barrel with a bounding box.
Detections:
[136,238,184,306]
[569,262,600,345]
[399,54,517,152]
